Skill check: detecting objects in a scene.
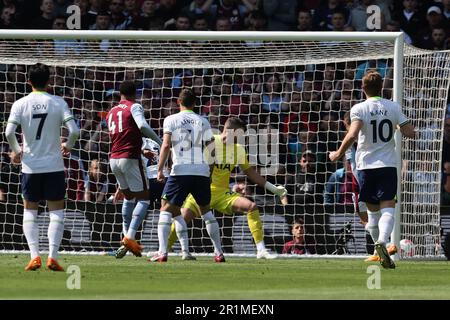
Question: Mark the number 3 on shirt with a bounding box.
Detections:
[108,111,123,134]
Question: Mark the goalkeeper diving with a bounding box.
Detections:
[167,117,287,259]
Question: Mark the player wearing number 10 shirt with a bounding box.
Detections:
[107,81,162,258]
[329,71,416,269]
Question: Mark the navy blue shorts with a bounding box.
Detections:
[161,175,211,207]
[358,167,397,205]
[21,171,66,202]
[149,178,165,204]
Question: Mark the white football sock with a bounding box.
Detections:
[157,211,172,254]
[174,215,189,253]
[366,209,380,244]
[256,241,266,252]
[48,210,65,260]
[378,207,395,244]
[23,209,40,259]
[202,211,223,255]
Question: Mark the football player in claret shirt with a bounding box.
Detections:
[107,80,162,258]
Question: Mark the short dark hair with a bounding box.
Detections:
[28,63,50,89]
[119,80,136,98]
[294,218,305,226]
[97,11,110,18]
[224,117,246,131]
[297,8,312,17]
[178,88,196,108]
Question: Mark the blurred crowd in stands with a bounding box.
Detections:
[0,0,448,49]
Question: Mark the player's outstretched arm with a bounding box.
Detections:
[399,122,416,139]
[157,133,171,182]
[329,119,363,162]
[243,166,287,197]
[130,104,162,145]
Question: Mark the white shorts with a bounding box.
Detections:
[110,158,148,192]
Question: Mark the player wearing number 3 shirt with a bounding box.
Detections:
[107,81,162,258]
[329,71,416,269]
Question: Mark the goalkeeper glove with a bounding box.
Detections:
[265,182,287,198]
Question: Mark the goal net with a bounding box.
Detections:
[0,31,449,258]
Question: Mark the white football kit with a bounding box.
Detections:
[7,91,75,174]
[141,138,170,179]
[163,110,214,177]
[350,97,409,171]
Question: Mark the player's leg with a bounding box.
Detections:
[178,207,197,260]
[111,159,149,257]
[124,159,150,241]
[356,198,368,226]
[110,159,135,258]
[163,179,190,258]
[120,189,135,237]
[358,169,382,260]
[151,176,186,262]
[231,196,276,259]
[167,207,196,251]
[114,188,136,259]
[167,194,198,260]
[377,168,397,245]
[110,159,135,237]
[373,167,397,269]
[21,175,42,271]
[192,177,225,262]
[45,171,67,271]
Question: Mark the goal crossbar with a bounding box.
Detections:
[0,30,404,41]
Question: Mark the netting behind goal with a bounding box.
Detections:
[0,35,449,257]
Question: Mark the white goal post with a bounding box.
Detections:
[0,30,449,259]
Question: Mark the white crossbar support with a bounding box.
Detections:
[392,33,405,260]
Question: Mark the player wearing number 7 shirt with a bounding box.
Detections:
[107,80,162,257]
[5,63,80,272]
[329,71,416,269]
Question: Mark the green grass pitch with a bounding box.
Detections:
[1,254,449,299]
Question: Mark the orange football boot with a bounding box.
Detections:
[122,237,143,257]
[364,243,398,262]
[25,256,42,271]
[47,258,64,271]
